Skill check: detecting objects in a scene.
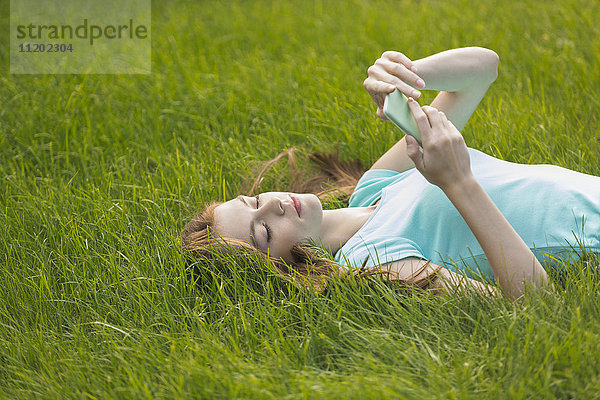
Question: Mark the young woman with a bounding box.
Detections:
[182,47,600,298]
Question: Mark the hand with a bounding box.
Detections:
[363,51,426,120]
[405,99,473,191]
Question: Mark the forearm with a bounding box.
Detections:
[430,267,501,297]
[413,47,499,92]
[443,177,549,299]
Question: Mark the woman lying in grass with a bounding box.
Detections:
[182,47,600,298]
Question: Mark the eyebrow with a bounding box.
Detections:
[237,196,258,247]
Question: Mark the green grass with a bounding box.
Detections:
[2,0,600,398]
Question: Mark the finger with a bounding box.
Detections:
[446,117,459,131]
[381,50,417,73]
[363,76,396,94]
[405,134,424,169]
[422,106,444,129]
[376,58,425,89]
[438,111,450,128]
[368,65,421,99]
[407,97,432,140]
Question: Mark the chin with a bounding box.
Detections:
[306,193,323,218]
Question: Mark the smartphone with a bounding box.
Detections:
[382,89,421,144]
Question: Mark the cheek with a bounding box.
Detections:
[274,223,304,249]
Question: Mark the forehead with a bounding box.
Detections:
[213,197,251,242]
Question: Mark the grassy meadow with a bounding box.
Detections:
[1,0,600,398]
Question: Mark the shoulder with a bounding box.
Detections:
[349,168,409,207]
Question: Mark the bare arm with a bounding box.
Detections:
[364,47,499,173]
[414,47,499,131]
[377,257,500,296]
[404,100,549,299]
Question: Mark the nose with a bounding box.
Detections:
[260,196,284,216]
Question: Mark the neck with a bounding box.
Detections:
[318,205,377,255]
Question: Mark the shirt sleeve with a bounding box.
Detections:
[349,169,405,207]
[336,235,428,270]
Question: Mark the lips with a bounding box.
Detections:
[290,195,301,217]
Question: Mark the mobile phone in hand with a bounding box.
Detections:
[383,89,421,144]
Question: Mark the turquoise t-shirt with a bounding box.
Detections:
[333,148,600,281]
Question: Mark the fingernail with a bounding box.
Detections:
[416,78,425,88]
[407,97,414,102]
[410,65,418,73]
[412,90,421,98]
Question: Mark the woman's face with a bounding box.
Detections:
[213,192,323,263]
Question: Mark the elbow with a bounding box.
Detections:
[479,47,499,82]
[461,47,499,87]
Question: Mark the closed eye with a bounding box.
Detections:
[255,194,272,242]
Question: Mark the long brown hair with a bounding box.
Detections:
[181,147,435,292]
